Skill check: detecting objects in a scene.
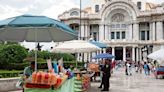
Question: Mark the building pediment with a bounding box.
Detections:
[100,0,140,22]
[58,8,89,20]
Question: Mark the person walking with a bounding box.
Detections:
[137,61,143,74]
[98,61,105,88]
[101,59,111,91]
[129,62,133,75]
[125,62,128,75]
[143,62,150,76]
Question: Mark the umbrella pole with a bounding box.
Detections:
[35,30,38,71]
[76,53,77,68]
[35,43,38,71]
[76,61,77,69]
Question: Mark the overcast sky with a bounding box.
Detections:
[0,0,163,20]
[0,0,163,50]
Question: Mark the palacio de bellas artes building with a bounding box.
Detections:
[58,0,164,62]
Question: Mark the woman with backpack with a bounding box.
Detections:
[143,62,150,76]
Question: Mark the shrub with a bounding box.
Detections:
[0,70,23,78]
[0,44,28,65]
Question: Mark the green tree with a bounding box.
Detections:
[28,51,75,61]
[28,50,52,59]
[0,44,28,65]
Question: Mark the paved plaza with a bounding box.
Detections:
[10,68,164,92]
[89,68,164,92]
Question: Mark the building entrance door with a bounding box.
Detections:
[115,47,123,60]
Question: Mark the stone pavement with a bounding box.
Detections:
[89,68,164,92]
[10,68,164,92]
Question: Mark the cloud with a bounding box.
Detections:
[41,0,78,19]
[147,0,164,4]
[0,4,23,20]
[0,0,163,20]
[0,0,78,20]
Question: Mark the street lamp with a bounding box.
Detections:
[79,0,82,40]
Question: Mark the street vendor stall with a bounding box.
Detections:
[23,59,91,92]
[24,72,91,92]
[148,48,164,78]
[25,77,74,92]
[154,66,164,79]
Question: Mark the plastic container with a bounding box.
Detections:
[32,72,37,83]
[51,74,57,85]
[36,71,42,84]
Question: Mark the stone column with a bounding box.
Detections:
[128,24,133,40]
[136,47,139,62]
[114,31,116,39]
[100,49,103,54]
[78,27,81,40]
[85,24,88,40]
[112,47,115,56]
[84,53,87,62]
[108,25,111,40]
[77,53,80,61]
[85,24,91,40]
[133,23,139,41]
[88,25,91,40]
[123,46,126,61]
[132,47,135,61]
[156,21,163,40]
[81,24,85,40]
[99,24,105,41]
[139,47,142,61]
[88,52,91,62]
[152,22,156,41]
[103,48,106,53]
[149,22,153,40]
[105,25,108,40]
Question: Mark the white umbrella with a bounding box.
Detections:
[53,40,101,67]
[53,40,101,53]
[147,49,164,64]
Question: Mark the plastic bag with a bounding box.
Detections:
[16,79,23,89]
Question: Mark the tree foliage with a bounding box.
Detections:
[27,51,76,61]
[0,44,28,65]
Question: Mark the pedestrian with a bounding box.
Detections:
[116,60,121,70]
[128,62,132,76]
[98,61,105,88]
[125,62,128,75]
[137,61,143,74]
[135,62,138,73]
[126,61,132,76]
[101,59,111,91]
[148,62,153,74]
[143,62,150,76]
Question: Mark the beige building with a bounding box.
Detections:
[58,0,164,62]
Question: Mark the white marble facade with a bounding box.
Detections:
[58,0,164,62]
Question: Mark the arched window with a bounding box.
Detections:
[70,11,79,16]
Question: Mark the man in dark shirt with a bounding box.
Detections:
[101,59,111,91]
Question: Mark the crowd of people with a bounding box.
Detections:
[123,60,160,76]
[89,59,160,91]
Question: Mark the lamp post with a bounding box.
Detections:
[79,0,82,40]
